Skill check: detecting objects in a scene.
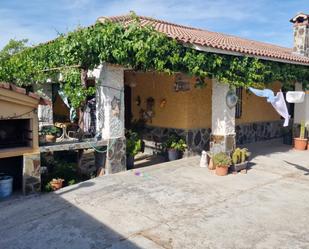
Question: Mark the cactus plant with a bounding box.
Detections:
[300,121,305,139]
[232,148,250,164]
[232,148,241,164]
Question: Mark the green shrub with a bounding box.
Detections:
[163,135,187,152]
[126,130,142,156]
[213,152,231,168]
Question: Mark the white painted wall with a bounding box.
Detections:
[93,63,125,139]
[294,82,309,125]
[33,83,53,128]
[211,79,235,135]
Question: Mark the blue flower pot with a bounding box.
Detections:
[168,149,179,161]
[0,175,13,198]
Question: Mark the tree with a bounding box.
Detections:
[0,39,29,60]
[0,39,29,83]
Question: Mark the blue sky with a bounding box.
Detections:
[0,0,308,49]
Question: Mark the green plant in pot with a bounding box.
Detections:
[40,126,61,143]
[294,121,308,150]
[126,130,142,169]
[231,148,250,172]
[213,152,231,176]
[163,135,187,161]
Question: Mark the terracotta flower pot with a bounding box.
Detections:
[215,166,229,176]
[45,134,56,143]
[294,138,308,150]
[50,179,64,191]
[208,158,216,170]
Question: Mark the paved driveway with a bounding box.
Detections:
[1,140,309,249]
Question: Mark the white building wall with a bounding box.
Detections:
[294,83,309,125]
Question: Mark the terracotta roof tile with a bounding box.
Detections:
[98,14,309,65]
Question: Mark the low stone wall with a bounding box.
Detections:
[236,120,284,145]
[142,126,211,155]
[142,121,285,156]
[23,153,41,195]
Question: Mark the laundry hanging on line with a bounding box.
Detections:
[248,87,277,103]
[270,91,290,127]
[286,91,305,103]
[248,87,290,127]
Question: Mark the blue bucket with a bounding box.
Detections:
[0,175,13,198]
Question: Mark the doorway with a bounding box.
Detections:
[124,84,132,129]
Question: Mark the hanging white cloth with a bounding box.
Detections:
[83,106,91,132]
[286,91,305,103]
[271,91,290,127]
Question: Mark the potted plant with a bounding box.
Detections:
[231,148,251,172]
[213,152,231,176]
[163,135,187,161]
[294,121,308,150]
[41,126,60,143]
[126,130,142,169]
[49,178,64,191]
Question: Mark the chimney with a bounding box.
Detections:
[290,13,309,57]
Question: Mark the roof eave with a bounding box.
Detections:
[188,43,309,66]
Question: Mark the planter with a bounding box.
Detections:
[231,161,248,172]
[0,175,13,198]
[50,179,64,191]
[283,133,293,145]
[215,166,229,176]
[168,149,179,161]
[45,134,56,143]
[294,138,308,150]
[39,135,46,145]
[126,155,135,170]
[207,154,215,170]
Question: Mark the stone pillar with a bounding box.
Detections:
[294,82,309,125]
[94,63,126,174]
[210,79,236,154]
[33,84,53,128]
[23,152,41,195]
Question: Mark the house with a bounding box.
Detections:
[49,13,309,167]
[1,12,308,193]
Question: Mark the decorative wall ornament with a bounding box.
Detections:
[160,99,167,108]
[174,73,190,92]
[135,96,141,106]
[140,97,155,123]
[111,96,121,117]
[226,89,238,109]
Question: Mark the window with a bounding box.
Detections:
[235,87,242,118]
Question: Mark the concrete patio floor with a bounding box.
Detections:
[1,139,309,249]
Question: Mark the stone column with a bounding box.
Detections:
[210,79,236,154]
[94,63,126,174]
[23,152,41,195]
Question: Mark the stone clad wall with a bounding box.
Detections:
[236,120,284,145]
[143,120,284,156]
[143,126,211,156]
[23,153,41,195]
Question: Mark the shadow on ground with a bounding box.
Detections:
[0,180,143,249]
[284,160,309,175]
[243,138,292,159]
